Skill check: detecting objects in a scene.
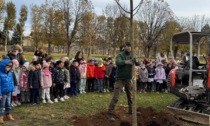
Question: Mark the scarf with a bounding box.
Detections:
[98,63,103,68]
[42,69,51,76]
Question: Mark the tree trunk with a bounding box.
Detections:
[174,46,179,59]
[147,47,151,58]
[21,35,23,47]
[87,47,91,59]
[4,31,7,52]
[113,47,116,58]
[48,40,51,55]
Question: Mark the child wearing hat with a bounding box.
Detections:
[95,58,106,93]
[147,63,155,92]
[41,61,53,104]
[78,58,87,94]
[20,62,30,103]
[86,59,95,92]
[70,60,80,96]
[0,59,15,123]
[154,63,166,92]
[139,65,148,93]
[28,61,41,105]
[12,59,21,106]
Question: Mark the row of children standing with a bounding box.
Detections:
[137,61,176,93]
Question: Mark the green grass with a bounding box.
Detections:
[3,92,178,126]
[0,51,112,62]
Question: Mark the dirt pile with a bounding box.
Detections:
[72,107,181,126]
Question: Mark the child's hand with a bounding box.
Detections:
[12,92,15,96]
[0,96,2,100]
[53,83,56,87]
[30,86,33,88]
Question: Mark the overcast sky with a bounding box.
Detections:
[4,0,210,35]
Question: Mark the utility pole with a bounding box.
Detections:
[115,0,144,126]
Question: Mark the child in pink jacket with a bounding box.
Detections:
[41,61,53,103]
[154,63,166,92]
[20,62,30,103]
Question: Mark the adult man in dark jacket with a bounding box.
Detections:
[107,42,140,122]
[7,45,26,66]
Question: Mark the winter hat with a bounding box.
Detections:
[98,58,103,62]
[32,61,40,66]
[93,58,98,63]
[23,62,29,70]
[141,65,146,69]
[157,62,163,66]
[125,42,131,47]
[42,61,49,68]
[80,58,86,64]
[12,59,19,65]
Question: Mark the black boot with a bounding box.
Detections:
[106,112,115,122]
[128,111,141,116]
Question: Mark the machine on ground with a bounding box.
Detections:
[168,31,210,125]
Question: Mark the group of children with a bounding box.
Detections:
[136,60,176,93]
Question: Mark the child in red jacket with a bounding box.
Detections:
[86,59,95,92]
[95,58,106,93]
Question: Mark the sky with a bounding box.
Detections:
[3,0,210,36]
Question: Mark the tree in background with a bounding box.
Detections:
[3,1,16,51]
[161,20,183,59]
[11,27,21,45]
[16,4,28,47]
[31,4,44,50]
[57,0,92,57]
[137,0,173,58]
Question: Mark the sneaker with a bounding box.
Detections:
[42,100,46,104]
[48,100,54,104]
[106,89,110,93]
[60,98,65,102]
[64,95,69,99]
[104,89,106,92]
[54,98,58,103]
[11,102,17,107]
[83,91,86,94]
[15,101,21,106]
[165,90,168,93]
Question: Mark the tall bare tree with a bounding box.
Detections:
[17,4,28,47]
[57,0,91,57]
[114,0,144,125]
[178,15,210,32]
[3,1,16,51]
[137,0,173,58]
[31,4,44,50]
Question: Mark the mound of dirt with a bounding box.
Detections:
[72,107,181,126]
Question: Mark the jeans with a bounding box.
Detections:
[70,83,78,96]
[0,92,12,115]
[30,88,39,104]
[80,79,87,92]
[97,79,104,92]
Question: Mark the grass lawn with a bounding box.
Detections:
[3,92,178,126]
[0,51,112,62]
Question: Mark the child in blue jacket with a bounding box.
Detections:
[0,59,15,123]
